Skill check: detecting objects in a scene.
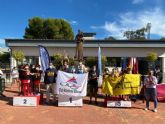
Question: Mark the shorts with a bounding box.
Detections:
[21,80,30,84]
[34,80,41,86]
[89,85,98,93]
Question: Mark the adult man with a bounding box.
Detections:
[44,63,57,104]
[144,70,158,112]
[75,30,84,61]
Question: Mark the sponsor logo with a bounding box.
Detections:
[60,77,81,90]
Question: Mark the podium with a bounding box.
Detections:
[107,100,131,107]
[13,95,41,107]
[58,95,83,107]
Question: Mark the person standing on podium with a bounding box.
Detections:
[44,63,57,104]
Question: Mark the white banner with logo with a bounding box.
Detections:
[56,71,88,97]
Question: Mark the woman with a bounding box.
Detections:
[144,70,158,112]
[103,68,110,79]
[61,60,70,73]
[21,64,32,95]
[111,67,120,78]
[11,67,19,90]
[34,66,43,93]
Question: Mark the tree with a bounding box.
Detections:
[24,17,74,40]
[52,53,75,69]
[85,56,107,70]
[68,57,75,65]
[124,27,146,40]
[146,52,158,62]
[160,37,165,40]
[52,53,64,69]
[0,52,10,63]
[146,52,158,70]
[12,51,25,66]
[85,57,97,68]
[104,36,116,40]
[102,56,107,69]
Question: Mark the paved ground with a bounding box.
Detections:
[0,84,165,124]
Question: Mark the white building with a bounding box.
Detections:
[5,39,165,82]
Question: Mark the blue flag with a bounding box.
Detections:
[39,45,50,71]
[121,57,127,71]
[98,46,102,75]
[98,46,103,87]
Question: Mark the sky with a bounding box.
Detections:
[0,0,165,47]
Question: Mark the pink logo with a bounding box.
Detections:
[60,77,81,89]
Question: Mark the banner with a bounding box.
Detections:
[98,45,103,87]
[56,71,88,97]
[128,57,139,74]
[157,84,165,102]
[121,57,127,71]
[98,46,102,75]
[39,45,50,71]
[102,74,141,96]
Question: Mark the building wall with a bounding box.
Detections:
[11,46,165,58]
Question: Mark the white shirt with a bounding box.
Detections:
[11,69,19,78]
[144,75,157,88]
[0,70,3,77]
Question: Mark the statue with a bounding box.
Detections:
[75,30,84,61]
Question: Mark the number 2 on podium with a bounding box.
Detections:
[23,99,27,104]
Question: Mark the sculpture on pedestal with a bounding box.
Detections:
[75,30,84,61]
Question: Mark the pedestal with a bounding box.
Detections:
[58,95,83,107]
[13,96,40,106]
[107,101,132,107]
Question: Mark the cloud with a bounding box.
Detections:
[0,39,5,43]
[91,7,165,39]
[64,19,78,26]
[91,22,125,39]
[90,25,102,29]
[0,39,6,47]
[69,20,78,25]
[103,22,125,38]
[132,0,144,4]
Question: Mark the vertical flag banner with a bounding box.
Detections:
[39,45,50,71]
[128,57,133,69]
[133,58,138,74]
[128,57,139,74]
[121,57,127,71]
[98,45,102,87]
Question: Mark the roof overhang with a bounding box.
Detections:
[5,39,165,48]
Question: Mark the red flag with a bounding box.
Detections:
[128,57,139,74]
[133,58,139,74]
[128,58,133,69]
